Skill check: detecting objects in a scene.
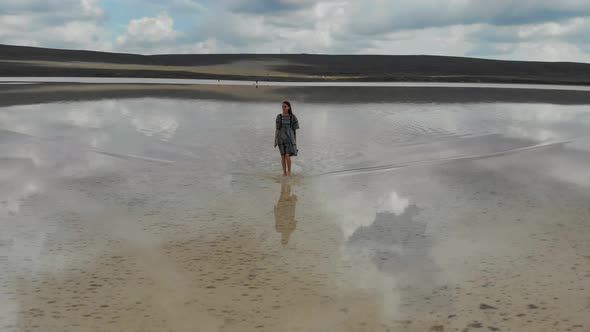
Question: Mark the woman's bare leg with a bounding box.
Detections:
[281,155,287,176]
[286,154,292,176]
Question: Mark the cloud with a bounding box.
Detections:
[1,0,102,15]
[464,17,590,61]
[0,0,590,61]
[226,0,317,14]
[116,13,178,47]
[1,0,104,24]
[80,0,104,17]
[471,17,589,44]
[141,0,207,12]
[0,0,110,50]
[193,0,350,53]
[186,1,590,61]
[338,0,590,36]
[0,16,112,51]
[113,13,222,54]
[45,20,112,51]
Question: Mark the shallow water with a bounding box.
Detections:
[1,97,589,331]
[3,76,590,91]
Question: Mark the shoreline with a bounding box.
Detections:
[3,77,590,91]
[2,72,590,86]
[3,83,590,107]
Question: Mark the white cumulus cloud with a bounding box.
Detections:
[116,13,178,53]
[0,0,590,61]
[0,0,111,51]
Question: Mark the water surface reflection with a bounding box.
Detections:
[274,180,298,246]
[1,97,590,331]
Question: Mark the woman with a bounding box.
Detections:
[274,101,299,176]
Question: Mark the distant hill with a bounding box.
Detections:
[1,44,590,85]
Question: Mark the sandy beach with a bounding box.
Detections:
[0,85,589,332]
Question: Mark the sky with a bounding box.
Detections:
[1,0,590,62]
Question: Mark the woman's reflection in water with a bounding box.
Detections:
[274,180,298,246]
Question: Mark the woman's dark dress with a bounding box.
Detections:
[276,114,299,156]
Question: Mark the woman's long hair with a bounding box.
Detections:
[283,101,293,115]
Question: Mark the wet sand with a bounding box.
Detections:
[0,91,589,332]
[4,83,590,108]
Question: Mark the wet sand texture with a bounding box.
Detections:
[0,91,589,331]
[3,83,590,108]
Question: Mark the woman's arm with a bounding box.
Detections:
[275,114,280,147]
[293,115,299,140]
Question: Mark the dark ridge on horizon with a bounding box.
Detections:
[2,43,588,65]
[2,44,590,85]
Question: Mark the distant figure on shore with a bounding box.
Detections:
[274,180,298,246]
[274,101,299,176]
